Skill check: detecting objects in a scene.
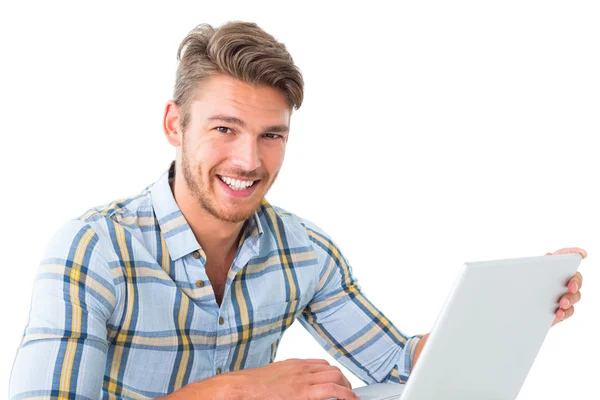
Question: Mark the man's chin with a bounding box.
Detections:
[214,208,259,224]
[207,197,263,224]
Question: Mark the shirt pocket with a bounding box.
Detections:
[246,299,303,366]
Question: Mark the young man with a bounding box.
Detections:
[10,22,586,400]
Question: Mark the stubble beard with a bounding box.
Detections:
[181,136,274,224]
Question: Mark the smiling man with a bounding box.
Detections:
[10,22,586,400]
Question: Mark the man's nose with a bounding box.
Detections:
[230,135,261,172]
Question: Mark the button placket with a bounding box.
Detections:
[184,250,210,304]
[214,311,229,377]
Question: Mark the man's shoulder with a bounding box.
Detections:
[263,203,333,245]
[49,185,154,252]
[76,185,154,225]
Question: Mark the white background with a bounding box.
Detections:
[1,1,598,398]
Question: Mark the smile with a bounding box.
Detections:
[217,175,259,191]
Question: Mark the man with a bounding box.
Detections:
[10,21,586,400]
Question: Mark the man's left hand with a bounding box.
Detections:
[546,247,587,327]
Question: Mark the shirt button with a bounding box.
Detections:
[195,280,204,288]
[216,368,222,375]
[192,251,200,259]
[218,316,224,325]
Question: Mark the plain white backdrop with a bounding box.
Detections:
[1,1,598,398]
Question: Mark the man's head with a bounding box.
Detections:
[163,22,304,224]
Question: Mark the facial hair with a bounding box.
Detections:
[181,133,276,223]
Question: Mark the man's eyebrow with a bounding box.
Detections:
[207,114,289,134]
[265,124,290,134]
[207,114,247,127]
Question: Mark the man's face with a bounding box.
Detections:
[179,74,290,224]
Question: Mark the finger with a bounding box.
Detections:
[568,272,583,293]
[304,364,343,375]
[309,369,352,389]
[553,305,575,325]
[305,364,352,388]
[549,247,588,259]
[559,291,581,309]
[563,305,575,320]
[551,308,566,327]
[309,383,358,400]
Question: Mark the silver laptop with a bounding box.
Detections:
[353,253,582,400]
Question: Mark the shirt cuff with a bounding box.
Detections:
[405,334,425,376]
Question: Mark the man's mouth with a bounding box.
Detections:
[217,175,260,191]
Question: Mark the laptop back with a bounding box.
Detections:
[398,254,581,400]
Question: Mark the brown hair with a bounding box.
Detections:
[174,21,304,130]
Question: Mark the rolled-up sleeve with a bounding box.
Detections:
[10,219,116,399]
[298,219,422,385]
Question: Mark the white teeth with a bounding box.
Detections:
[218,175,256,191]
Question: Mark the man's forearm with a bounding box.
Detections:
[156,359,358,400]
[157,375,242,400]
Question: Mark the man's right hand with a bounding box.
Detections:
[163,358,359,400]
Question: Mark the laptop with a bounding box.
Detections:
[352,253,582,400]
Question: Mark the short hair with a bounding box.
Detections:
[174,21,304,130]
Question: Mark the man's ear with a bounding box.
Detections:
[163,100,182,147]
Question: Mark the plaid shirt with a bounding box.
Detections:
[10,162,422,399]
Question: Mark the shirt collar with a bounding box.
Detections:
[150,161,264,261]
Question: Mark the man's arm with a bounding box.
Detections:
[159,359,359,400]
[297,219,425,385]
[10,220,114,399]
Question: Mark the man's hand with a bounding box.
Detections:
[164,358,358,400]
[545,247,587,327]
[226,358,357,399]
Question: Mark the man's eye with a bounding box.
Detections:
[216,127,232,134]
[264,133,282,140]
